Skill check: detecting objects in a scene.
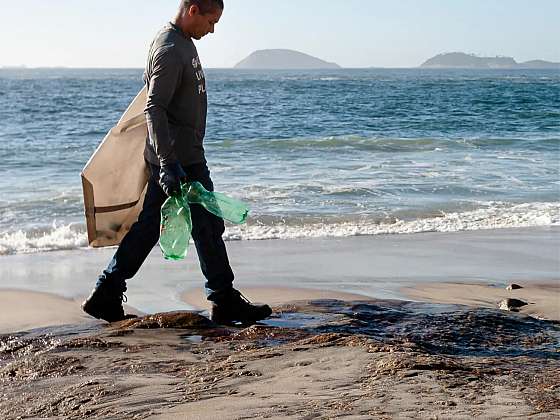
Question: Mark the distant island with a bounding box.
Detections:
[421,52,560,69]
[234,49,341,70]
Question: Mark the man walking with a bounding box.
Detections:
[82,0,272,325]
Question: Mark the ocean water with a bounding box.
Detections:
[0,68,558,255]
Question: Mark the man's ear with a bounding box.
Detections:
[188,5,200,17]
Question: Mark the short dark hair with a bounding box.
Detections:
[183,0,224,14]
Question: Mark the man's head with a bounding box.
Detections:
[175,0,224,40]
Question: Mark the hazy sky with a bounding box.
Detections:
[1,0,558,68]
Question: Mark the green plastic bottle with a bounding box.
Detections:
[183,181,249,224]
[159,195,192,260]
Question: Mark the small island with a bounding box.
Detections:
[234,49,341,70]
[421,52,559,69]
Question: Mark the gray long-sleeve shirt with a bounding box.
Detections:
[143,22,207,167]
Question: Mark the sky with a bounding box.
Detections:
[1,0,558,68]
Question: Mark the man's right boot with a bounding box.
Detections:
[81,283,128,323]
[210,288,272,326]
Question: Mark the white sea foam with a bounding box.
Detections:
[0,202,557,255]
[0,222,88,256]
[223,202,560,241]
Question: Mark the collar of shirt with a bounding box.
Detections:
[168,22,190,40]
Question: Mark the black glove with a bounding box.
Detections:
[159,162,187,197]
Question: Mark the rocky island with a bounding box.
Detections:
[234,49,341,69]
[421,52,560,69]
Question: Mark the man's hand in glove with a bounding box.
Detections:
[159,162,187,197]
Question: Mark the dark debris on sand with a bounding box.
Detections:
[0,299,559,419]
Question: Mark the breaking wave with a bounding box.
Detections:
[0,202,557,255]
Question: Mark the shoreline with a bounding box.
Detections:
[0,226,557,332]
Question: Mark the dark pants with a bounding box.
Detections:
[96,162,235,301]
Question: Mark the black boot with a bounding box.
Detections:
[211,289,272,326]
[81,283,129,323]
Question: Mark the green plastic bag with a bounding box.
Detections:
[183,181,249,224]
[159,195,192,260]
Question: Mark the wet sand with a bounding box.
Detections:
[0,226,557,315]
[0,288,370,335]
[403,282,560,321]
[0,290,143,334]
[0,299,558,419]
[0,227,559,418]
[0,290,91,333]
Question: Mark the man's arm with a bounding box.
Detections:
[145,46,187,196]
[145,45,182,166]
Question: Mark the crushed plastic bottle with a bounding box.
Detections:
[183,181,249,224]
[159,195,192,260]
[159,182,249,261]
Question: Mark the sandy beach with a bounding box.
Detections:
[0,296,558,419]
[0,227,559,418]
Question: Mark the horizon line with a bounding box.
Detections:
[1,65,422,70]
[2,65,558,71]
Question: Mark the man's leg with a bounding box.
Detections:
[186,163,271,324]
[82,163,166,321]
[185,163,235,301]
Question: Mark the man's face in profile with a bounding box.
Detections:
[190,6,222,40]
